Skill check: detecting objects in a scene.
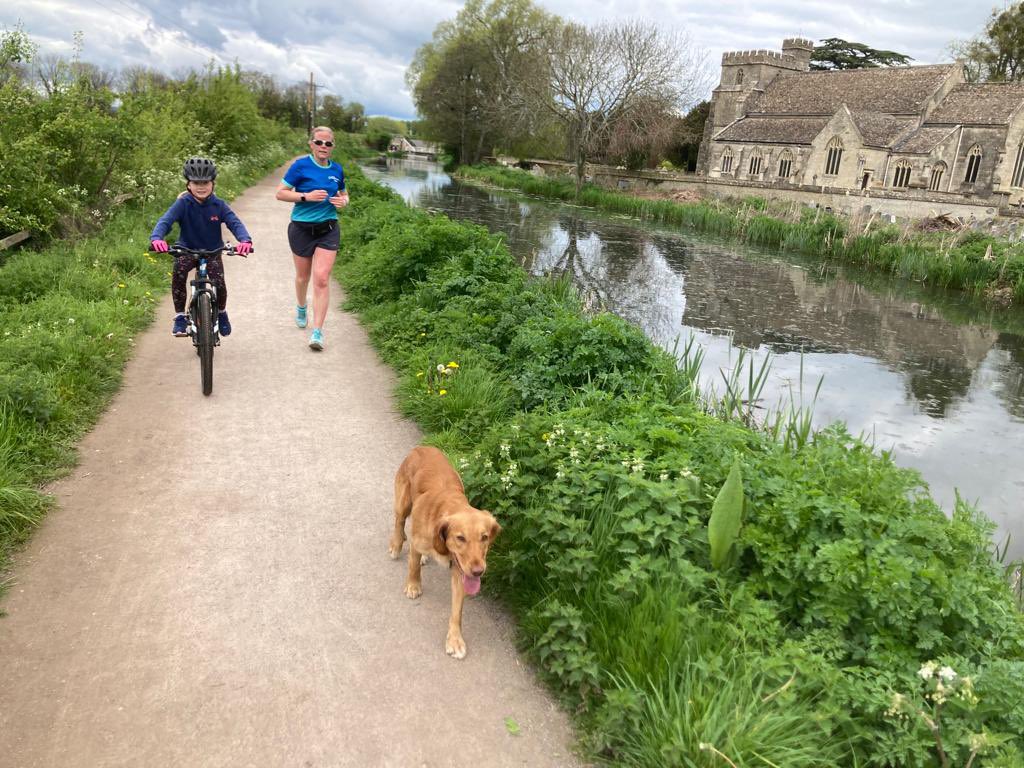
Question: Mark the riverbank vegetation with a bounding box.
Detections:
[457,164,1024,305]
[337,163,1024,767]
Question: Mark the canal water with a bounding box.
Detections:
[361,158,1024,560]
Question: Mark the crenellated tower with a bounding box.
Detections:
[697,38,814,173]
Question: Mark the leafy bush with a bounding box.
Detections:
[335,169,1024,766]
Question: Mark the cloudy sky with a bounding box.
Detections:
[2,0,999,120]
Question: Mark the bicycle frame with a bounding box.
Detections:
[159,243,242,396]
[186,258,220,348]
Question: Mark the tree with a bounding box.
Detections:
[407,0,557,164]
[603,97,679,170]
[665,100,710,171]
[0,23,36,84]
[951,3,1024,82]
[539,20,706,192]
[811,38,913,70]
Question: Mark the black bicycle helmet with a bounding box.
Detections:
[182,156,217,181]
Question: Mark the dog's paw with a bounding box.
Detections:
[404,582,422,599]
[445,631,467,660]
[420,554,430,566]
[387,542,403,559]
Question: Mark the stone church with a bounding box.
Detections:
[697,39,1024,207]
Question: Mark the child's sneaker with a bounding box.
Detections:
[218,311,232,337]
[296,304,308,329]
[172,313,188,336]
[309,328,324,351]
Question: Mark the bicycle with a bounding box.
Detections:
[156,243,248,396]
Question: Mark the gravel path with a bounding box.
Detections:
[0,169,580,768]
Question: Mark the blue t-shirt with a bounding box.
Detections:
[282,155,346,223]
[150,193,251,251]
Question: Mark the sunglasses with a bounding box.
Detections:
[311,139,334,147]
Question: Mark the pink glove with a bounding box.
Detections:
[151,239,168,253]
[236,241,252,256]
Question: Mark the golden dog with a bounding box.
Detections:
[389,446,500,659]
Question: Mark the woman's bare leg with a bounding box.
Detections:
[293,253,312,308]
[310,246,337,329]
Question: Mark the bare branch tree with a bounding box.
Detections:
[538,20,707,192]
[34,53,72,96]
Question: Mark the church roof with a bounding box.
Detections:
[753,64,957,116]
[850,112,917,148]
[715,116,828,145]
[891,126,959,154]
[925,83,1024,125]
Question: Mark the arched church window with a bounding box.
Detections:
[1011,143,1024,188]
[825,137,843,176]
[748,149,763,176]
[778,150,793,179]
[893,160,912,188]
[964,145,982,184]
[721,147,734,173]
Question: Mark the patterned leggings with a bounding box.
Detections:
[171,253,227,313]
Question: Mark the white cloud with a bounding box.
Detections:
[2,0,998,119]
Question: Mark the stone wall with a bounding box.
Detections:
[520,158,1019,222]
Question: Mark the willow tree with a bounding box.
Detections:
[538,20,706,193]
[407,0,557,164]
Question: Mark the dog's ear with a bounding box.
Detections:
[488,516,501,542]
[434,521,449,555]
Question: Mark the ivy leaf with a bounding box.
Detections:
[709,459,744,570]
[504,716,521,736]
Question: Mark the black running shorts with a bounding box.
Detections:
[287,219,340,257]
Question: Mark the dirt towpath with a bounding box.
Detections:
[0,169,580,767]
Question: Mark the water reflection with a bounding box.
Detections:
[361,158,1024,559]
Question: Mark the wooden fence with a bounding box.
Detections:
[0,231,30,251]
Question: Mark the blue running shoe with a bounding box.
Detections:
[218,311,232,337]
[172,313,188,337]
[296,304,308,329]
[309,327,324,351]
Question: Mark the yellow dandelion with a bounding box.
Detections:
[117,283,126,289]
[416,371,425,377]
[419,332,426,337]
[447,361,459,368]
[439,389,448,396]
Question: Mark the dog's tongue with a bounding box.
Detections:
[463,574,481,596]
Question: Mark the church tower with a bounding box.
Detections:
[697,38,814,173]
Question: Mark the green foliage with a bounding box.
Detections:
[408,0,559,164]
[0,28,305,242]
[708,459,744,569]
[953,3,1024,82]
[811,38,914,70]
[336,171,1024,766]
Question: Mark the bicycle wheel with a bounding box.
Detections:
[196,292,215,396]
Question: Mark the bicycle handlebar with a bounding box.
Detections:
[150,243,253,256]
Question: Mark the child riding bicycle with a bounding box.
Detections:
[150,157,253,337]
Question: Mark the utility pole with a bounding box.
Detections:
[307,72,314,136]
[307,72,329,135]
